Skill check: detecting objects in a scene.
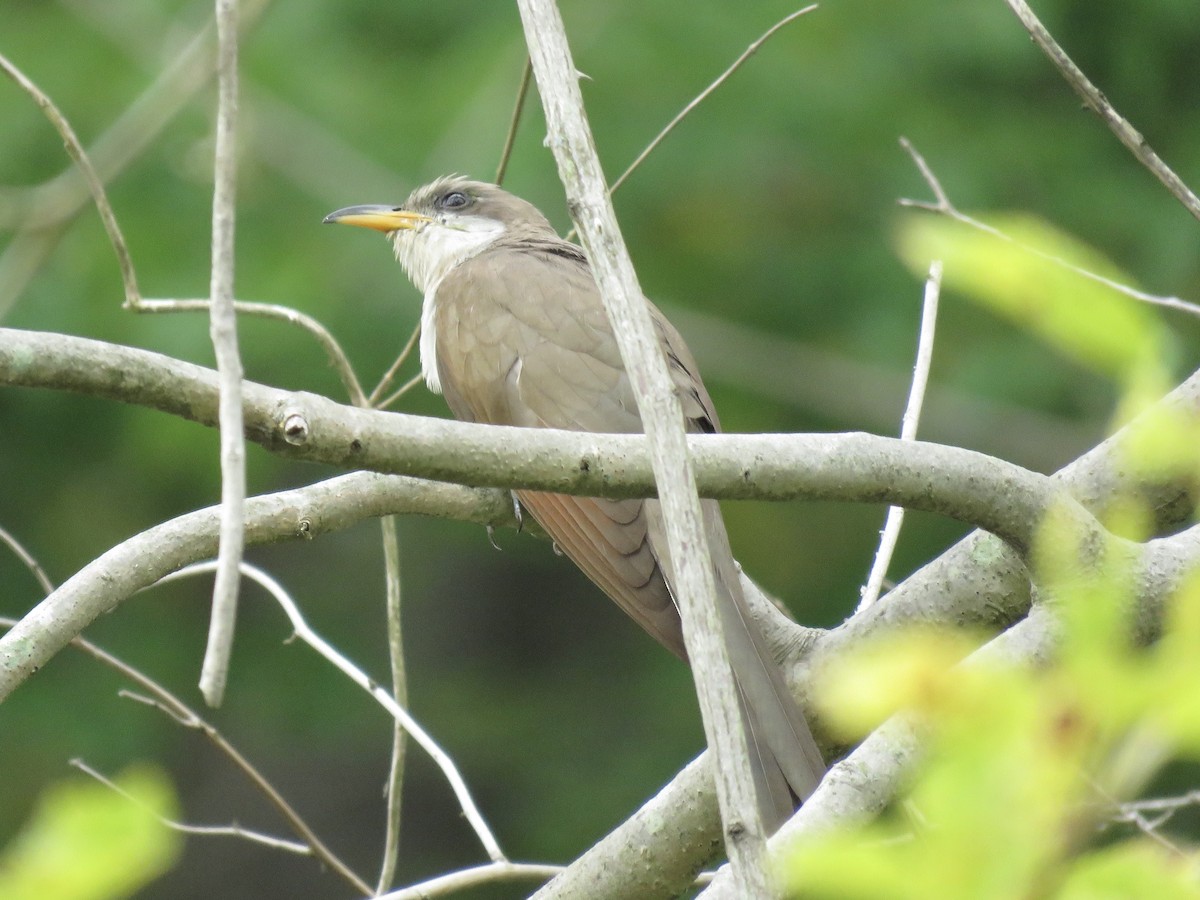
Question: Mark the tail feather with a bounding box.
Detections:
[649,499,826,827]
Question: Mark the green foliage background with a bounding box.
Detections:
[1,1,1198,896]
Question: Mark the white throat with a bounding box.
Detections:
[389,215,506,394]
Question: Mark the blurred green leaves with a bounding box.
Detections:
[896,211,1177,418]
[0,764,180,900]
[784,501,1200,900]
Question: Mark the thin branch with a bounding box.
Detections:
[1000,0,1200,223]
[1092,786,1190,856]
[0,615,372,895]
[564,6,818,242]
[3,365,1197,900]
[609,6,816,199]
[199,0,247,709]
[898,138,1200,318]
[138,298,367,407]
[380,862,563,900]
[375,515,408,894]
[0,16,216,232]
[70,759,313,855]
[376,371,426,411]
[163,560,506,864]
[1112,791,1200,817]
[858,260,942,611]
[0,523,55,596]
[369,319,422,408]
[494,57,533,186]
[0,51,140,306]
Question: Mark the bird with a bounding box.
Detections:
[324,176,825,828]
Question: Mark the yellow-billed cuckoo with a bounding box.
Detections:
[325,176,825,827]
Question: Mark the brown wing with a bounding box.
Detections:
[431,237,717,657]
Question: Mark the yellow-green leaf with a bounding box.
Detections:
[0,764,181,900]
[895,212,1173,389]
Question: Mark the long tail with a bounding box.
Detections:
[651,500,826,828]
[515,485,825,827]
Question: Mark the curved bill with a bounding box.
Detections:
[323,205,431,233]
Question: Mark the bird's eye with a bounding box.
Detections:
[439,191,470,210]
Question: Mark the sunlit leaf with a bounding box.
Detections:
[1056,842,1200,900]
[895,212,1174,390]
[813,628,979,739]
[0,764,181,900]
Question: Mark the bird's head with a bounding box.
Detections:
[324,176,553,293]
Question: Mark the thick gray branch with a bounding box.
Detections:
[0,473,511,702]
[0,328,1098,554]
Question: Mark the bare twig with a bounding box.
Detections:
[0,18,214,233]
[376,371,426,411]
[1112,791,1200,817]
[0,524,55,596]
[609,6,816,199]
[495,57,533,186]
[138,297,367,406]
[0,51,140,306]
[665,302,1094,470]
[1088,781,1192,855]
[165,560,507,864]
[369,320,422,408]
[565,6,817,242]
[199,0,247,709]
[898,138,1200,318]
[1001,0,1200,223]
[379,861,564,899]
[858,260,942,611]
[70,759,312,855]
[375,515,408,894]
[0,615,372,894]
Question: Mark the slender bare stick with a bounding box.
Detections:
[379,862,564,900]
[517,1,772,893]
[70,759,312,854]
[564,6,817,242]
[375,515,408,893]
[858,260,942,611]
[0,52,140,306]
[199,0,247,709]
[376,371,427,411]
[139,297,367,406]
[495,57,533,186]
[1001,0,1200,223]
[898,138,1200,318]
[166,561,507,863]
[609,7,816,199]
[0,524,55,596]
[369,320,422,407]
[0,615,373,895]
